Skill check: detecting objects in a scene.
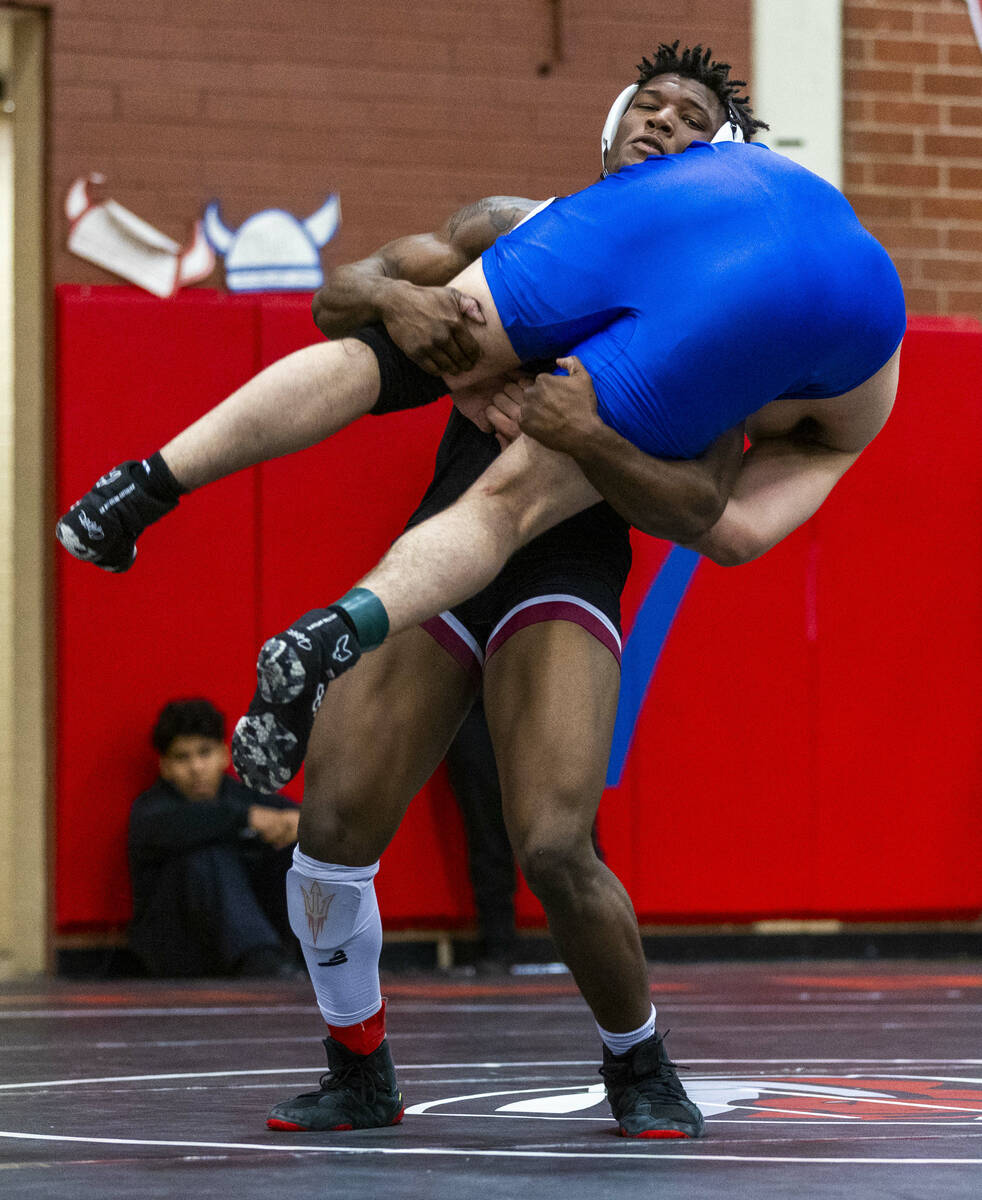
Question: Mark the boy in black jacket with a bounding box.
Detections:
[128,698,300,977]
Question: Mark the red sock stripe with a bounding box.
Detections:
[328,1000,386,1056]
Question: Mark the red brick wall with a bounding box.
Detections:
[40,2,982,314]
[47,0,750,285]
[844,0,982,318]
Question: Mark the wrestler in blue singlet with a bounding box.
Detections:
[481,141,906,459]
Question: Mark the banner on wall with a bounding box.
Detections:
[65,175,215,298]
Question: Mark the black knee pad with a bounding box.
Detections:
[348,325,449,415]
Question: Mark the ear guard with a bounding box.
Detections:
[601,85,744,173]
[601,84,641,171]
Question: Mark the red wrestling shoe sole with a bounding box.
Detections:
[618,1126,691,1138]
[267,1107,405,1133]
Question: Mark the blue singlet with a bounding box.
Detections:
[481,141,906,458]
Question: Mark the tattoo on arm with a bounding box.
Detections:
[445,198,492,241]
[488,202,528,232]
[446,195,538,249]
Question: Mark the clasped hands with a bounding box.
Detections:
[452,356,601,455]
[376,281,599,453]
[247,803,299,851]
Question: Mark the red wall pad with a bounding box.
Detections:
[54,293,982,932]
[55,288,262,930]
[811,320,982,918]
[54,288,473,932]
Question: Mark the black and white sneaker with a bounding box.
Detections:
[232,608,361,792]
[56,460,180,573]
[600,1030,705,1139]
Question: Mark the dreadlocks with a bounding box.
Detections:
[637,41,769,141]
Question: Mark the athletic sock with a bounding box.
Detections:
[142,450,189,501]
[597,1004,657,1056]
[329,1001,387,1056]
[287,850,383,1027]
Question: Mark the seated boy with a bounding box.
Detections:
[127,698,300,978]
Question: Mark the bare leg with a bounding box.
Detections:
[57,259,522,572]
[300,627,476,864]
[484,619,704,1139]
[483,621,651,1032]
[164,259,518,490]
[230,267,597,790]
[357,433,603,635]
[161,339,382,490]
[265,626,476,1132]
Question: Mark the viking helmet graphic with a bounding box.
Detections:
[204,194,341,292]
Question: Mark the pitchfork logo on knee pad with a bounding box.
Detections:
[300,882,336,945]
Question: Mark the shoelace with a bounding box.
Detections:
[319,1057,381,1104]
[653,1028,691,1073]
[599,1028,690,1099]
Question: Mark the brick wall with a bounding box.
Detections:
[844,0,982,318]
[48,2,980,312]
[47,0,750,286]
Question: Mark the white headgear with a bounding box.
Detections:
[600,84,744,174]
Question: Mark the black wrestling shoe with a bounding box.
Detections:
[266,1037,404,1132]
[55,459,180,573]
[231,608,361,792]
[599,1030,705,1139]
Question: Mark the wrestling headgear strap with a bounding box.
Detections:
[600,85,744,175]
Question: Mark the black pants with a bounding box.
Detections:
[129,841,294,977]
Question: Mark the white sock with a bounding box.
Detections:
[597,1004,657,1056]
[287,848,383,1026]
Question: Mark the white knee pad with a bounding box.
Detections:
[287,848,379,952]
[287,848,383,1025]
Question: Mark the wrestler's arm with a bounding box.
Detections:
[683,431,860,566]
[685,352,900,565]
[488,357,745,544]
[569,423,745,543]
[311,196,539,376]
